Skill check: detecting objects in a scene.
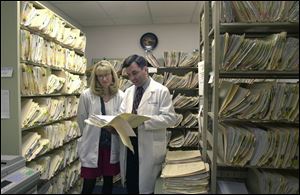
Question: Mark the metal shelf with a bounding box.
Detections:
[201,2,300,194]
[167,127,199,131]
[169,88,199,91]
[208,112,299,125]
[21,93,81,98]
[155,67,198,71]
[220,22,299,34]
[20,60,85,75]
[175,107,199,111]
[219,118,299,126]
[206,130,213,147]
[217,162,299,171]
[219,71,299,79]
[168,146,200,151]
[22,116,77,131]
[36,157,80,187]
[27,137,80,163]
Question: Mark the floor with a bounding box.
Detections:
[93,181,127,194]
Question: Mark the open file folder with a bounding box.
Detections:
[85,113,150,152]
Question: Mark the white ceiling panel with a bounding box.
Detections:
[53,2,108,21]
[153,16,191,24]
[99,1,150,18]
[80,19,115,27]
[48,1,201,27]
[149,1,196,17]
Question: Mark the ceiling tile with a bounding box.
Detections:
[53,2,108,21]
[99,1,150,18]
[48,1,201,27]
[153,16,191,24]
[81,19,115,27]
[149,1,196,17]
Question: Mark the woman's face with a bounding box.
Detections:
[97,72,113,88]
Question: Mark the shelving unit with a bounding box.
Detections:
[1,1,86,193]
[201,1,299,193]
[145,55,201,151]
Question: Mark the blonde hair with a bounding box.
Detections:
[90,60,119,97]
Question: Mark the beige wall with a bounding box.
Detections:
[85,24,199,65]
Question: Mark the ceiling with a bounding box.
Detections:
[49,1,202,27]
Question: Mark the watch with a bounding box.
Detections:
[140,32,158,51]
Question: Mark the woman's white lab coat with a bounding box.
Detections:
[77,88,124,168]
[119,78,177,193]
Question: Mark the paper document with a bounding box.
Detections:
[85,113,150,152]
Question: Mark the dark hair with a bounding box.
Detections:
[122,54,148,69]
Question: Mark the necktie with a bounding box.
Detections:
[132,87,144,114]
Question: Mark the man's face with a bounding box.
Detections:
[126,62,148,87]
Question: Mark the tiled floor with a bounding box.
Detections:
[93,181,127,194]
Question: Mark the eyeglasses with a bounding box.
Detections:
[97,74,111,80]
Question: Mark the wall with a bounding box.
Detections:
[85,24,199,65]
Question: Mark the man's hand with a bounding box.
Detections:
[103,126,118,135]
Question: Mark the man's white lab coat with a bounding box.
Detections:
[119,78,177,193]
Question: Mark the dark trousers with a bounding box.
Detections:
[81,176,113,194]
[126,136,139,194]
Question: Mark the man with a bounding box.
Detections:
[119,54,177,194]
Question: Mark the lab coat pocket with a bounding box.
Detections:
[153,141,166,165]
[147,101,159,114]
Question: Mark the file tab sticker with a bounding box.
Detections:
[148,67,157,73]
[1,67,13,78]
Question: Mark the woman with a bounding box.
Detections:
[77,60,124,194]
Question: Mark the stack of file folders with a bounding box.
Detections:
[170,113,184,128]
[66,178,83,194]
[21,1,86,52]
[21,64,87,95]
[119,78,133,92]
[145,51,199,68]
[180,112,199,128]
[109,59,124,73]
[173,94,199,109]
[55,71,87,94]
[26,140,79,181]
[170,112,198,128]
[220,32,299,71]
[50,160,81,193]
[164,72,198,89]
[152,74,164,85]
[163,51,199,67]
[217,123,299,168]
[168,130,199,148]
[21,98,73,128]
[145,51,162,68]
[220,1,299,23]
[20,30,87,71]
[160,150,209,194]
[219,81,299,122]
[247,168,299,194]
[22,120,81,161]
